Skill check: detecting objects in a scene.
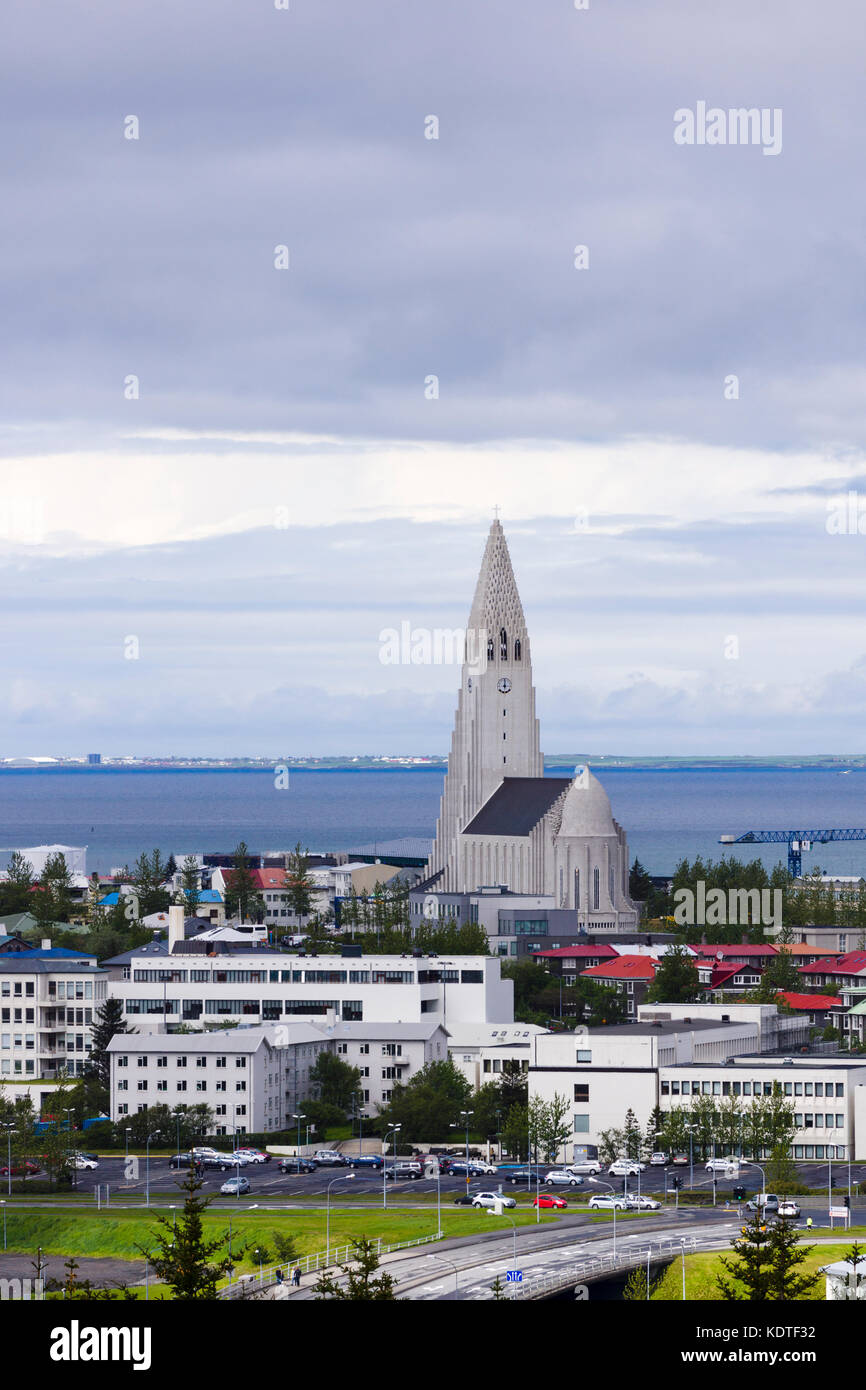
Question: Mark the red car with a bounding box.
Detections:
[0,1161,40,1177]
[533,1193,568,1210]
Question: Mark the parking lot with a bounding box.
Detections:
[28,1155,866,1204]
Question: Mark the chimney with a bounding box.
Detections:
[168,904,185,953]
[41,939,52,951]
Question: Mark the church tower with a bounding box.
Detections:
[427,519,543,890]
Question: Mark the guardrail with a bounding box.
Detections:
[507,1236,700,1301]
[221,1230,445,1298]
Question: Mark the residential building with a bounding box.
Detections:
[0,946,106,1079]
[315,1021,449,1113]
[446,1021,545,1090]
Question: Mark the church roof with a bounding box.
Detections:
[462,777,571,838]
[558,765,617,839]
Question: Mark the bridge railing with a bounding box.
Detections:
[221,1230,444,1298]
[506,1236,699,1301]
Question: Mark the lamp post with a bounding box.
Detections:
[2,1126,15,1198]
[450,1110,474,1194]
[589,1179,618,1256]
[326,1172,355,1264]
[292,1112,306,1174]
[1,1200,5,1251]
[145,1130,160,1208]
[124,1127,131,1167]
[427,1252,459,1299]
[485,1207,518,1268]
[172,1108,183,1162]
[685,1124,696,1194]
[383,1126,401,1209]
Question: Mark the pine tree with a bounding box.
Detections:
[491,1275,508,1299]
[645,945,702,1004]
[314,1237,398,1300]
[838,1241,866,1299]
[180,855,201,917]
[764,1217,819,1300]
[286,843,314,922]
[86,996,132,1096]
[224,842,263,924]
[141,1167,234,1299]
[716,1211,773,1299]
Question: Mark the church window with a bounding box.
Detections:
[593,868,600,910]
[609,866,615,904]
[514,639,521,661]
[500,628,508,660]
[574,869,580,907]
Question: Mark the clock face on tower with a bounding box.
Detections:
[497,677,512,694]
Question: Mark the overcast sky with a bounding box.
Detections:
[1,0,865,757]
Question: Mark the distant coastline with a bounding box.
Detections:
[1,754,865,773]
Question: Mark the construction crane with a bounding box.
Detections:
[719,828,866,878]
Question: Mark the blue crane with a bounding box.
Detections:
[720,828,866,878]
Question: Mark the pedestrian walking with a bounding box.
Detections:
[292,1266,301,1287]
[806,1216,813,1230]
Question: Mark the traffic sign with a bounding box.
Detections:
[506,1270,523,1283]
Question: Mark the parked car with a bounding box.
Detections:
[501,1166,546,1186]
[278,1157,317,1174]
[777,1201,801,1219]
[453,1194,475,1205]
[472,1191,517,1209]
[347,1154,383,1169]
[234,1148,270,1164]
[220,1176,251,1196]
[649,1152,668,1166]
[192,1147,221,1159]
[313,1150,346,1167]
[533,1193,568,1209]
[69,1155,98,1171]
[588,1194,627,1210]
[671,1153,689,1166]
[706,1158,741,1173]
[0,1161,40,1177]
[545,1169,584,1187]
[385,1161,422,1180]
[626,1195,661,1210]
[608,1159,644,1177]
[169,1152,197,1169]
[567,1160,601,1176]
[468,1161,498,1176]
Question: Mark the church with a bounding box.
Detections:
[411,520,639,951]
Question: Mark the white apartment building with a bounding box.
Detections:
[0,950,107,1080]
[637,1002,810,1053]
[529,1017,763,1159]
[446,1022,546,1090]
[317,1021,449,1114]
[103,941,513,1034]
[659,1057,866,1161]
[107,1025,330,1135]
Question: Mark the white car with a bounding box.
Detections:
[588,1194,628,1210]
[468,1161,498,1176]
[472,1192,517,1209]
[233,1148,268,1164]
[649,1153,668,1167]
[567,1161,601,1176]
[70,1155,98,1171]
[626,1195,661,1210]
[608,1159,644,1177]
[545,1169,584,1187]
[706,1158,741,1173]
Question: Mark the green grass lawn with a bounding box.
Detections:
[650,1234,866,1301]
[0,1203,563,1273]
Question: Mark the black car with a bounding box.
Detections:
[453,1194,475,1205]
[169,1152,197,1169]
[279,1158,317,1174]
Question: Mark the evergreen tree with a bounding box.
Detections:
[224,842,263,924]
[86,996,133,1097]
[130,849,172,918]
[716,1211,773,1299]
[755,948,801,1002]
[491,1275,508,1300]
[0,851,34,916]
[141,1166,234,1299]
[314,1237,398,1300]
[622,1108,642,1161]
[32,851,74,927]
[629,859,653,901]
[644,945,702,1004]
[838,1241,866,1299]
[180,855,201,917]
[286,842,314,921]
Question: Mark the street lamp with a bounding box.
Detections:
[485,1206,518,1268]
[383,1126,401,1209]
[588,1179,618,1256]
[1,1200,5,1251]
[427,1252,459,1299]
[292,1113,306,1174]
[1,1126,15,1198]
[145,1130,161,1208]
[450,1110,474,1193]
[326,1172,355,1264]
[124,1127,131,1168]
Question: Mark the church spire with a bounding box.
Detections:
[427,520,543,888]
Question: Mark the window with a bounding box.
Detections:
[117,1056,128,1067]
[216,1056,226,1068]
[215,1080,226,1092]
[176,1080,187,1092]
[137,1056,148,1067]
[236,1081,246,1092]
[177,1056,186,1068]
[815,1082,824,1097]
[236,1057,246,1067]
[382,1067,398,1080]
[156,1056,167,1068]
[794,1082,803,1096]
[836,1083,845,1097]
[196,1056,207,1068]
[576,1050,592,1063]
[337,1044,348,1055]
[137,1080,147,1092]
[593,868,600,910]
[360,1067,369,1078]
[573,1114,589,1134]
[117,1079,128,1091]
[359,1044,370,1055]
[574,1084,589,1103]
[156,1080,167,1092]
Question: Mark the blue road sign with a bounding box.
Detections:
[506,1270,523,1283]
